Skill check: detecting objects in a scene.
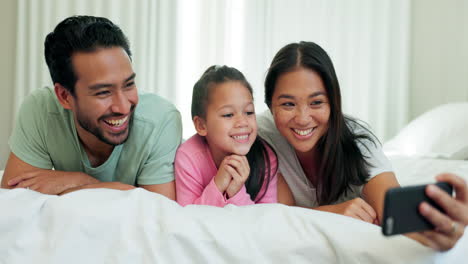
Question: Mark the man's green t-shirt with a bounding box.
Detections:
[9,87,182,185]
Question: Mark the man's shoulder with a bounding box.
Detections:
[21,87,62,114]
[133,92,180,125]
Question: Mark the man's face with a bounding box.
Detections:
[69,47,139,146]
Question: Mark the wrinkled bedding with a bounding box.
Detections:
[0,157,467,263]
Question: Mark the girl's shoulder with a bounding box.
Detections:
[176,134,210,157]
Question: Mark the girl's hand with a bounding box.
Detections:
[317,198,378,224]
[214,157,233,193]
[225,155,250,198]
[412,173,467,251]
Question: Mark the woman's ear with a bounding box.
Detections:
[54,83,74,110]
[193,116,208,136]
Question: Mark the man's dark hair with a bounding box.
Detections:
[44,15,132,95]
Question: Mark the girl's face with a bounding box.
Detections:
[196,81,257,165]
[270,67,330,156]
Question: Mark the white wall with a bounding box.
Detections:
[1,0,467,168]
[409,0,468,119]
[0,0,16,169]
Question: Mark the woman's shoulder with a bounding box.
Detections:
[257,110,282,142]
[257,110,276,130]
[345,117,380,146]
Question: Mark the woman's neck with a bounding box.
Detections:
[296,149,320,186]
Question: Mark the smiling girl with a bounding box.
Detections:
[175,65,280,206]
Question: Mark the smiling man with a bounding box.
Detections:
[0,16,182,198]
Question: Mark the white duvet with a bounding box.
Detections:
[1,156,467,264]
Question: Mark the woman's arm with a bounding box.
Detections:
[362,172,468,251]
[277,173,295,205]
[361,171,400,224]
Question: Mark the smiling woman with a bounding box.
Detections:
[258,41,468,252]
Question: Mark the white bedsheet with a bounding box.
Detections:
[388,155,468,186]
[1,157,468,264]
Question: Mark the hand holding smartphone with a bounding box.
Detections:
[382,182,453,236]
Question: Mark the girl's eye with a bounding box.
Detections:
[311,100,323,105]
[246,111,255,115]
[222,113,233,118]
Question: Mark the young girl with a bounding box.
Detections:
[175,65,278,206]
[259,41,468,251]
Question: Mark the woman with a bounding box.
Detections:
[258,41,467,251]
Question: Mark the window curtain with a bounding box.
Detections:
[14,0,410,140]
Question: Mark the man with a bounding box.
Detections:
[0,16,181,199]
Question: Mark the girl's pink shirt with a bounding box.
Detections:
[175,134,278,207]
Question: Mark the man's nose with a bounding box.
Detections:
[110,91,131,114]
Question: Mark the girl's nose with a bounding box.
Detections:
[235,115,248,127]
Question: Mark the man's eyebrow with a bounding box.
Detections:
[89,83,113,90]
[88,73,136,90]
[124,73,136,83]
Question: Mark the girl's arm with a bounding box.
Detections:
[174,151,228,207]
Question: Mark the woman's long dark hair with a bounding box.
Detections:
[265,41,376,205]
[192,65,276,201]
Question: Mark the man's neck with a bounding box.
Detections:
[75,123,114,167]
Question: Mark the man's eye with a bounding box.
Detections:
[222,113,233,118]
[281,102,294,107]
[125,82,135,88]
[96,91,110,96]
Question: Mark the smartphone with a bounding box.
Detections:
[381,182,453,236]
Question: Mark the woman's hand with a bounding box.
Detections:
[315,198,378,224]
[225,155,250,198]
[412,173,467,251]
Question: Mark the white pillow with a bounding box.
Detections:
[383,103,468,160]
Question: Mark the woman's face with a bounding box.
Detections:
[270,67,330,156]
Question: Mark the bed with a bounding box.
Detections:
[1,103,467,263]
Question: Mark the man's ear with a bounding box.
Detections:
[54,83,73,110]
[193,116,207,136]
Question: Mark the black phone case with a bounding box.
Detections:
[382,182,453,236]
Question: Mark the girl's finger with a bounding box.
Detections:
[225,164,242,182]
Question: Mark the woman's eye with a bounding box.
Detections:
[222,113,233,118]
[246,111,255,115]
[281,102,294,107]
[311,100,323,105]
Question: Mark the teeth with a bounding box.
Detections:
[105,116,128,126]
[293,128,313,136]
[232,135,248,140]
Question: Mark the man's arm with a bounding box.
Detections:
[1,152,99,194]
[140,182,176,200]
